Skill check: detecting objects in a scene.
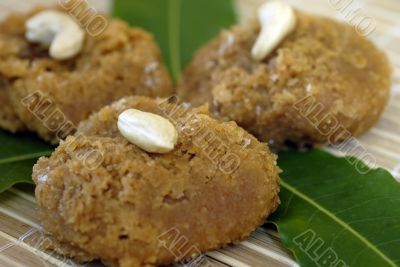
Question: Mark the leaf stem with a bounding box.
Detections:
[168,0,182,82]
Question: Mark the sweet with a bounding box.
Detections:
[0,6,172,143]
[178,12,392,150]
[33,96,280,266]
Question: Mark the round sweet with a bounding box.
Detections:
[0,7,173,143]
[178,12,392,151]
[33,96,280,267]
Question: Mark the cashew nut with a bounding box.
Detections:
[118,109,178,154]
[251,1,297,61]
[25,10,85,60]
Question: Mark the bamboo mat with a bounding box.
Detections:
[0,0,399,266]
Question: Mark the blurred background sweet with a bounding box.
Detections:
[235,0,400,179]
[2,0,397,76]
[0,0,111,20]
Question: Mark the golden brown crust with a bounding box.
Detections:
[0,7,173,143]
[33,96,280,267]
[0,81,25,132]
[178,12,392,150]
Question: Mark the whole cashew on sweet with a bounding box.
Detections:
[251,1,297,61]
[25,10,85,60]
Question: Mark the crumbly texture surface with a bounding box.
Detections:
[178,12,392,150]
[0,7,172,143]
[33,96,281,267]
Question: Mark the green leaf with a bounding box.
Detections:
[0,130,53,193]
[113,0,236,82]
[270,149,400,267]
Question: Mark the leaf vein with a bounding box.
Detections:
[334,197,400,215]
[0,151,52,165]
